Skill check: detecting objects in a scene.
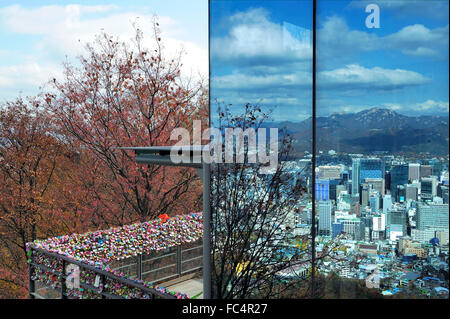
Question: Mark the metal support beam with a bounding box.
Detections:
[118,146,211,298]
[137,254,142,280]
[176,246,182,276]
[28,250,35,299]
[61,260,67,299]
[202,162,211,299]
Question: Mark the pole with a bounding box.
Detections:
[311,0,317,298]
[29,248,35,299]
[202,162,211,298]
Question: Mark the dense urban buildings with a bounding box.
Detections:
[277,151,449,298]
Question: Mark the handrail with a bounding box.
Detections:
[29,245,177,299]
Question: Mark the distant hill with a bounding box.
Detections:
[263,107,449,156]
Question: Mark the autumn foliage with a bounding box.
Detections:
[0,99,90,297]
[0,22,207,298]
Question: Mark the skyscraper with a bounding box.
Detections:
[420,165,433,178]
[408,163,420,181]
[396,185,406,202]
[319,200,333,236]
[328,179,341,201]
[365,178,385,195]
[390,164,409,200]
[351,158,360,196]
[421,176,438,200]
[318,165,341,179]
[416,203,449,234]
[361,183,372,207]
[383,195,392,214]
[387,209,407,240]
[316,179,330,201]
[369,191,380,213]
[332,222,343,238]
[406,184,418,201]
[360,158,385,182]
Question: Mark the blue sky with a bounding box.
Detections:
[0,0,448,122]
[0,0,208,102]
[210,0,449,121]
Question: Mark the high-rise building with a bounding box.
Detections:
[405,184,418,201]
[369,191,380,213]
[420,165,433,178]
[351,196,360,216]
[408,163,420,181]
[360,158,385,182]
[300,208,312,225]
[396,185,406,202]
[444,191,449,204]
[342,171,349,182]
[318,165,341,179]
[315,179,330,201]
[421,176,438,200]
[332,222,343,238]
[318,200,333,236]
[339,219,364,240]
[390,164,409,200]
[361,183,372,207]
[438,185,449,204]
[365,178,385,195]
[336,184,346,199]
[383,195,392,214]
[328,179,341,201]
[416,203,449,231]
[431,160,444,177]
[373,214,386,231]
[385,171,391,192]
[437,185,448,198]
[387,209,407,240]
[351,158,360,196]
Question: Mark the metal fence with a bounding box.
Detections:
[28,240,202,299]
[108,240,203,284]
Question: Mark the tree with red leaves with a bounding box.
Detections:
[44,22,207,224]
[0,99,89,297]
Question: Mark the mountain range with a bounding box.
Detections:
[268,107,449,156]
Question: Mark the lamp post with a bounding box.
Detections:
[119,146,211,299]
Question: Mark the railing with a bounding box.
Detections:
[108,240,203,284]
[28,240,203,299]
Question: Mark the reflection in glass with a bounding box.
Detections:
[316,0,449,299]
[210,0,313,298]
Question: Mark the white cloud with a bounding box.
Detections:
[0,4,207,100]
[348,0,449,20]
[319,64,430,90]
[0,63,59,87]
[385,24,449,57]
[318,16,448,60]
[210,8,312,120]
[412,100,449,112]
[319,16,379,53]
[211,8,311,66]
[212,71,311,91]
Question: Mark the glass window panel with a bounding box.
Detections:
[316,0,449,299]
[210,0,314,298]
